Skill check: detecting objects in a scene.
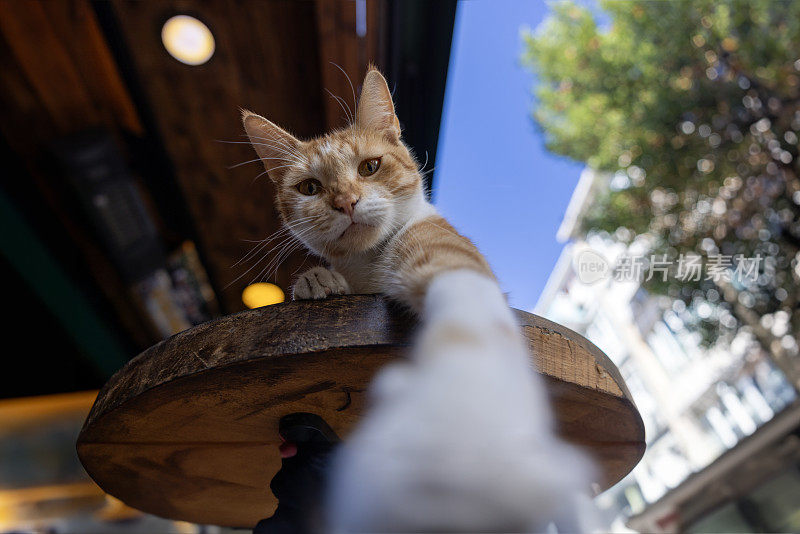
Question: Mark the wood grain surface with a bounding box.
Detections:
[77,295,645,527]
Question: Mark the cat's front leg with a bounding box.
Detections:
[292,266,351,300]
[326,271,599,532]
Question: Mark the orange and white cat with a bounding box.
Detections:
[243,67,596,532]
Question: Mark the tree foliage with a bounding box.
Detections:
[523,1,800,368]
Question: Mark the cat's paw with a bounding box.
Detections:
[292,267,350,300]
[326,355,600,533]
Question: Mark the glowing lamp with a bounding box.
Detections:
[161,15,215,66]
[242,283,285,309]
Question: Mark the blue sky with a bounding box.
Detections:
[433,0,585,311]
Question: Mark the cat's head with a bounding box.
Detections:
[242,68,423,258]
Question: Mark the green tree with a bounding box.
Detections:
[523,0,800,387]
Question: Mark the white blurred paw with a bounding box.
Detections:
[326,352,600,533]
[292,266,350,300]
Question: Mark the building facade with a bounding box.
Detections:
[536,170,797,531]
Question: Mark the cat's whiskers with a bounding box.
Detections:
[247,135,307,164]
[324,61,358,128]
[325,88,354,125]
[228,156,296,170]
[418,150,430,174]
[247,142,302,162]
[260,240,306,285]
[217,139,299,158]
[225,219,317,290]
[254,221,317,266]
[232,216,316,268]
[252,223,319,285]
[242,144,300,160]
[218,138,305,164]
[233,231,285,268]
[329,61,358,115]
[250,164,297,185]
[290,253,315,280]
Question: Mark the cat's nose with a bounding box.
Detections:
[333,195,359,217]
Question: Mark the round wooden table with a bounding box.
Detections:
[77,295,645,528]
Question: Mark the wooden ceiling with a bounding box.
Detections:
[0,0,157,354]
[0,0,384,318]
[0,0,454,393]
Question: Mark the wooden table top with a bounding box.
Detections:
[77,295,645,528]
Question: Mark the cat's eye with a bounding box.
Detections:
[358,157,382,177]
[296,178,322,196]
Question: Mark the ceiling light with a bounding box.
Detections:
[242,283,285,309]
[161,15,215,66]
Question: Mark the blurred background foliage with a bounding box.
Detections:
[523,0,800,387]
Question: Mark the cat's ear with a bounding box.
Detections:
[241,109,300,181]
[356,68,401,141]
